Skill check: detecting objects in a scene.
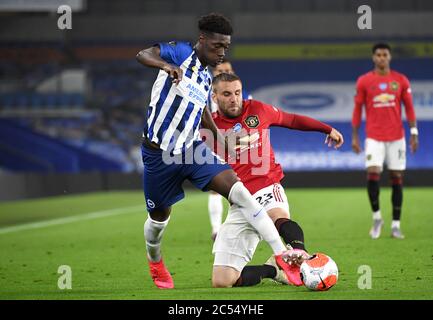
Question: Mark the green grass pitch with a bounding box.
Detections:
[0,188,432,300]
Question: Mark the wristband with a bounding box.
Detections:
[410,127,419,135]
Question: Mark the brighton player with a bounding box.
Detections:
[136,13,303,289]
[208,58,252,241]
[209,73,344,287]
[352,43,418,240]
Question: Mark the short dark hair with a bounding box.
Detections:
[372,43,391,54]
[212,73,241,90]
[198,13,233,36]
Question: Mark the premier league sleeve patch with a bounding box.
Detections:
[244,115,260,128]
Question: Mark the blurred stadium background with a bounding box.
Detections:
[1,0,433,201]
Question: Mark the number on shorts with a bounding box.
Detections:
[256,193,273,207]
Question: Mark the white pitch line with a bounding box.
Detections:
[0,205,145,235]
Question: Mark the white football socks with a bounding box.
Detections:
[391,220,401,229]
[228,181,286,255]
[208,193,223,235]
[144,215,170,262]
[372,210,382,220]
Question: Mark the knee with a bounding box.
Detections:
[389,171,403,185]
[212,278,233,288]
[228,181,251,205]
[390,171,403,179]
[148,207,171,222]
[212,267,238,288]
[268,209,290,223]
[212,275,235,288]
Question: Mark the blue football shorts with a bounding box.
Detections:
[141,140,231,212]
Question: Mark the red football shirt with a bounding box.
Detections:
[212,99,331,194]
[352,70,416,141]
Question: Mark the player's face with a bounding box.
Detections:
[213,80,243,118]
[373,48,391,69]
[200,33,231,68]
[213,62,234,76]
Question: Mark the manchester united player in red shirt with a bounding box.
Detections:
[352,43,419,240]
[209,73,344,288]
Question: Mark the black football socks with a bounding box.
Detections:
[367,172,380,213]
[275,218,306,251]
[391,176,403,221]
[234,265,276,287]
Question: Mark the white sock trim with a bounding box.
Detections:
[228,181,243,203]
[391,220,401,229]
[147,215,170,225]
[372,210,382,220]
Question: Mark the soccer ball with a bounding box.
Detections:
[300,253,338,291]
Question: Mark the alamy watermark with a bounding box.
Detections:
[357,265,372,289]
[357,5,372,30]
[158,128,271,176]
[57,5,72,30]
[57,265,72,290]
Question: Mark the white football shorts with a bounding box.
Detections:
[212,183,290,272]
[365,137,406,171]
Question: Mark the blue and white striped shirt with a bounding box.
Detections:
[144,41,212,154]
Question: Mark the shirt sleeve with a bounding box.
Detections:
[401,75,416,122]
[157,41,192,66]
[352,76,365,128]
[265,103,332,134]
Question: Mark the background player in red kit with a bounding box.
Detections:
[352,43,419,240]
[209,73,344,288]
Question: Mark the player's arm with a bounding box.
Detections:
[401,76,418,153]
[272,108,344,149]
[201,105,232,156]
[351,78,365,154]
[136,45,183,84]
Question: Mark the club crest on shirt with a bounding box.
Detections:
[379,83,388,91]
[244,115,260,128]
[390,81,399,91]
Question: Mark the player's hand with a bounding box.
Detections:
[410,134,419,153]
[352,135,361,154]
[325,128,344,149]
[224,136,237,160]
[162,64,183,85]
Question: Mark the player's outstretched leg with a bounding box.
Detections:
[207,170,287,255]
[265,205,309,286]
[273,218,310,285]
[390,171,405,239]
[367,168,384,239]
[144,207,174,289]
[208,191,223,241]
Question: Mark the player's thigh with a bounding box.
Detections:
[212,266,240,288]
[213,206,261,273]
[253,184,290,221]
[185,141,235,198]
[267,208,290,223]
[386,138,406,171]
[365,138,385,171]
[142,144,186,212]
